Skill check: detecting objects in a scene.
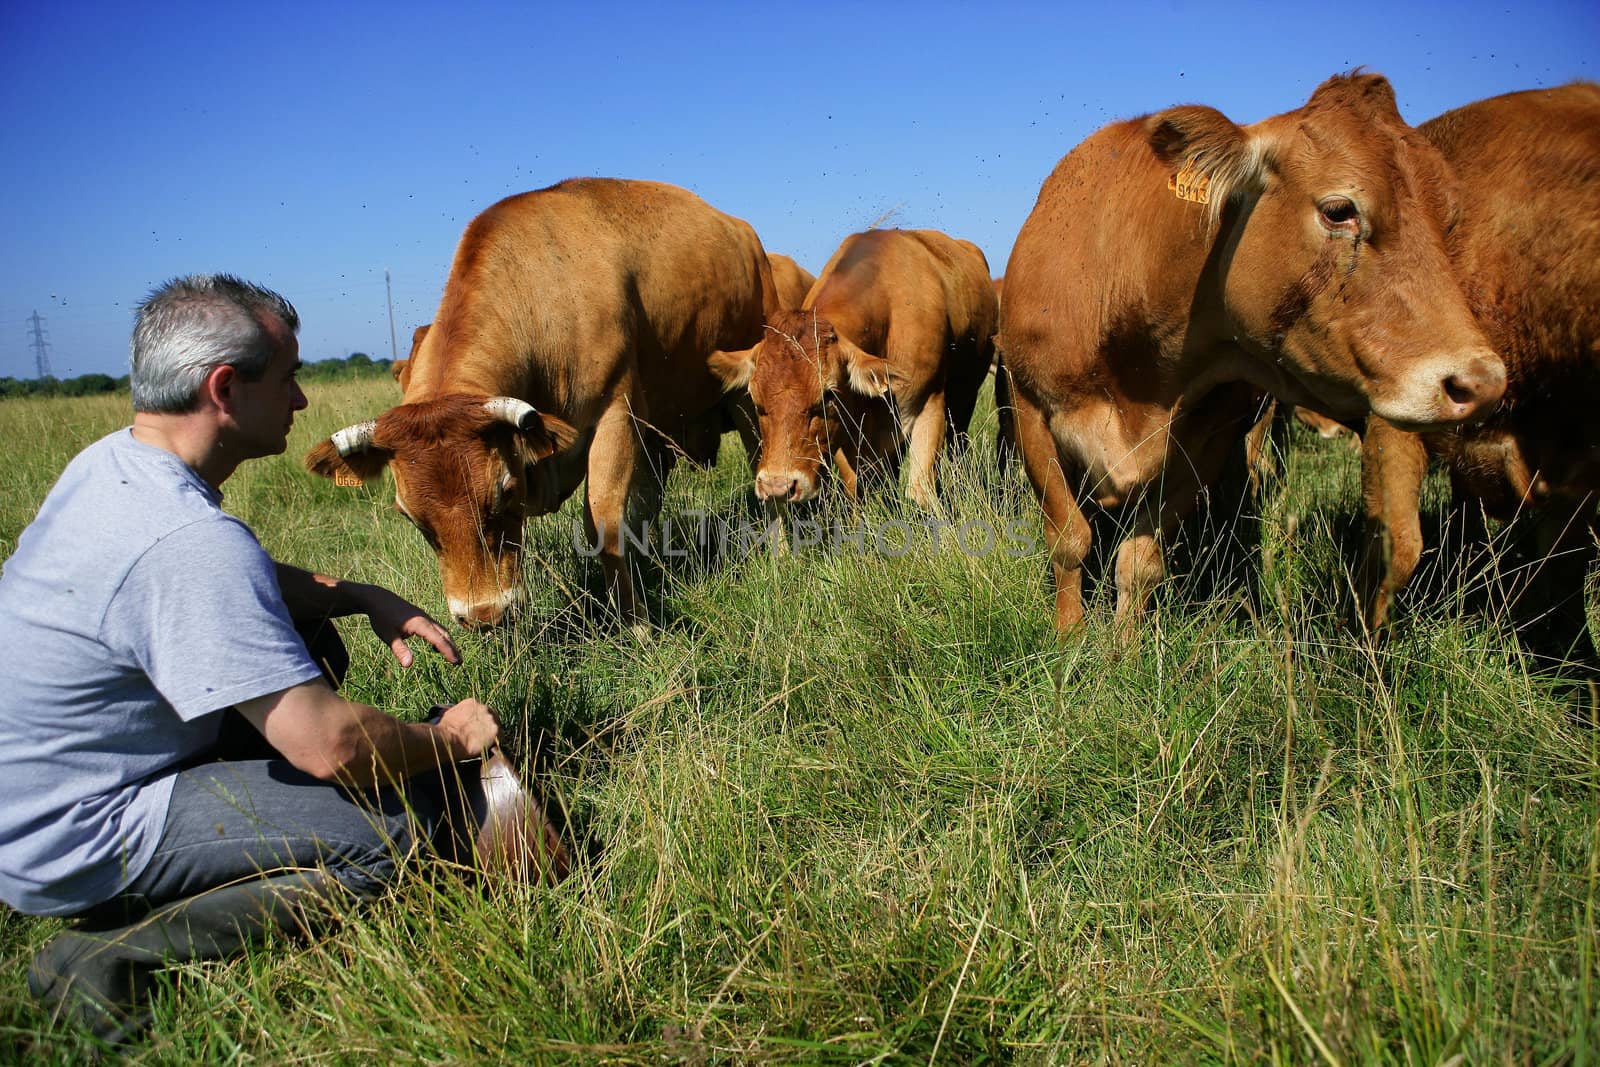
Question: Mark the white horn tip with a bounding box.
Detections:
[485,397,539,430]
[331,421,378,457]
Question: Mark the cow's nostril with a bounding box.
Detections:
[1443,375,1475,407]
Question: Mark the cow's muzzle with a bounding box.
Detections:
[755,469,814,503]
[1379,348,1507,431]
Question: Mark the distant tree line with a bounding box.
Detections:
[0,353,394,400]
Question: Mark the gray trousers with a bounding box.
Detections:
[72,620,454,928]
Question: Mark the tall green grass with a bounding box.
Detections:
[1,380,1595,1064]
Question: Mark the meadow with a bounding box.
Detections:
[1,378,1596,1064]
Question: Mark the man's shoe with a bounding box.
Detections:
[26,869,340,1046]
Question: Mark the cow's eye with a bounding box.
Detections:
[1318,197,1360,231]
[490,474,517,513]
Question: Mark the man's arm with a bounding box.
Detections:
[274,563,459,667]
[236,680,499,790]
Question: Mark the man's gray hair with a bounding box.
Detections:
[130,274,300,413]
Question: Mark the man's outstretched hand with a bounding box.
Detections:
[362,584,461,667]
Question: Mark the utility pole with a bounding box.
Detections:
[385,268,398,362]
[27,310,53,379]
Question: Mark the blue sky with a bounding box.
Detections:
[1,0,1594,381]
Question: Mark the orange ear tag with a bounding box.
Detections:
[334,469,364,488]
[1168,161,1211,205]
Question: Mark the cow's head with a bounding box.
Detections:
[1145,71,1504,431]
[306,394,578,628]
[710,309,894,502]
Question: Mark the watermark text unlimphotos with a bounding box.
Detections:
[572,511,1039,560]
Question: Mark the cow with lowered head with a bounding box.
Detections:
[998,71,1507,638]
[307,178,777,628]
[712,228,996,508]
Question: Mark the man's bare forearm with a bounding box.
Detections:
[239,683,495,791]
[327,699,472,790]
[274,562,372,621]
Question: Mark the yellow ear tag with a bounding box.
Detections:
[1168,161,1211,205]
[334,469,364,488]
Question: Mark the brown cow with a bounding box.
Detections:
[711,228,997,508]
[998,71,1506,637]
[1358,82,1600,672]
[306,178,777,628]
[768,254,816,311]
[389,324,431,391]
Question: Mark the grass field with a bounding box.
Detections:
[2,378,1597,1064]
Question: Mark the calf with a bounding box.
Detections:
[712,228,997,508]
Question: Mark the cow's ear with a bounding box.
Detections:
[514,411,581,463]
[708,346,756,391]
[1145,105,1267,210]
[1309,71,1401,123]
[305,439,391,484]
[1145,105,1242,165]
[844,352,894,398]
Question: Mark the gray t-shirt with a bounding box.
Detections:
[0,429,322,916]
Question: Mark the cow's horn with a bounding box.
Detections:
[484,396,540,430]
[330,420,378,457]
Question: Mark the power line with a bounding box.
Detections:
[27,310,53,380]
[385,267,398,361]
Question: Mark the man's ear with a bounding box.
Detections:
[200,363,238,414]
[304,437,392,484]
[707,346,757,391]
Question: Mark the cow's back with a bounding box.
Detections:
[807,229,995,358]
[768,254,817,311]
[404,178,774,433]
[1000,120,1191,408]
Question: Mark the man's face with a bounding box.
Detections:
[230,314,307,458]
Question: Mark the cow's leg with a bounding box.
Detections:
[724,391,761,482]
[903,390,948,510]
[1013,387,1091,632]
[833,446,863,500]
[1110,419,1239,644]
[994,356,1017,480]
[1357,418,1430,632]
[1241,398,1282,504]
[1513,498,1600,675]
[583,395,647,627]
[943,340,987,464]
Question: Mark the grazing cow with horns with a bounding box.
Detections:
[1357,82,1600,677]
[712,228,997,508]
[306,178,778,628]
[998,71,1507,639]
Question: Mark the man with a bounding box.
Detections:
[0,274,503,1043]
